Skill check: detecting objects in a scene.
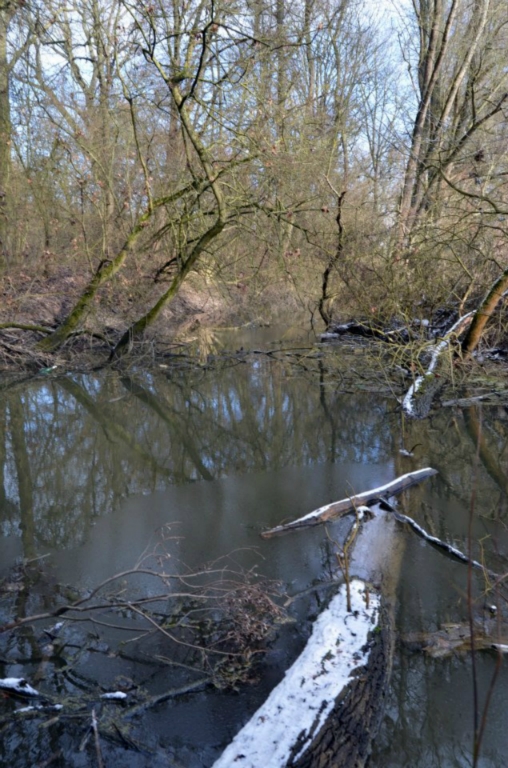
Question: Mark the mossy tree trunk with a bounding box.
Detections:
[37,180,207,352]
[38,4,236,355]
[462,268,508,358]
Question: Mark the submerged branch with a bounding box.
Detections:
[123,678,211,719]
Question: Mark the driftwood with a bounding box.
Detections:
[261,468,437,538]
[291,595,394,768]
[402,312,473,418]
[216,496,409,767]
[218,461,500,767]
[321,321,409,344]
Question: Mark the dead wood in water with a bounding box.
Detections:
[402,313,473,419]
[217,499,408,768]
[403,622,508,659]
[261,468,437,538]
[291,598,394,768]
[212,579,391,768]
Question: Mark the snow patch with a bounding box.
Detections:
[212,579,379,768]
[402,312,473,417]
[0,678,40,697]
[16,704,63,713]
[100,691,128,700]
[294,469,430,526]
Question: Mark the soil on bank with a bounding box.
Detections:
[0,263,311,373]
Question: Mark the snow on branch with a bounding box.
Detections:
[261,468,437,538]
[402,312,473,418]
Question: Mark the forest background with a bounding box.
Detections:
[1,0,508,361]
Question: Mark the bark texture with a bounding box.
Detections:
[290,600,394,768]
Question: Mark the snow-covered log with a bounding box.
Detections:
[212,579,382,768]
[261,468,437,538]
[402,312,473,418]
[217,495,408,767]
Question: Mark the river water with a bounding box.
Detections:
[1,329,508,767]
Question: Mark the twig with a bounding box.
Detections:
[123,678,210,718]
[91,708,105,768]
[127,603,242,656]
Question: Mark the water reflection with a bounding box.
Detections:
[0,358,396,565]
[1,350,508,766]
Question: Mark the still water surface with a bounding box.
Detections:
[1,331,508,766]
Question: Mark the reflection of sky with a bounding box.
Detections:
[3,427,17,505]
[0,363,398,565]
[4,358,504,578]
[1,357,507,767]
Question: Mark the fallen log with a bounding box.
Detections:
[217,466,499,767]
[402,313,473,419]
[212,579,384,768]
[216,498,405,768]
[321,321,409,344]
[261,468,437,538]
[215,474,435,766]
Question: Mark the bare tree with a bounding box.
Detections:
[0,0,33,263]
[396,0,508,251]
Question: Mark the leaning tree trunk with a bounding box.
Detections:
[462,267,508,358]
[37,181,204,352]
[111,215,225,358]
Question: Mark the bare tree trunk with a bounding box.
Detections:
[9,396,36,560]
[318,190,346,327]
[397,0,460,248]
[37,180,205,351]
[0,2,16,264]
[397,0,494,250]
[275,0,286,136]
[111,215,226,357]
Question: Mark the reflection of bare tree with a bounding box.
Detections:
[374,653,508,768]
[5,357,508,569]
[9,395,35,561]
[0,359,399,559]
[2,359,508,766]
[56,377,175,481]
[0,401,5,509]
[120,375,214,481]
[318,359,337,463]
[463,406,508,499]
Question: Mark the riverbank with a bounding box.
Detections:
[2,265,508,421]
[0,261,311,372]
